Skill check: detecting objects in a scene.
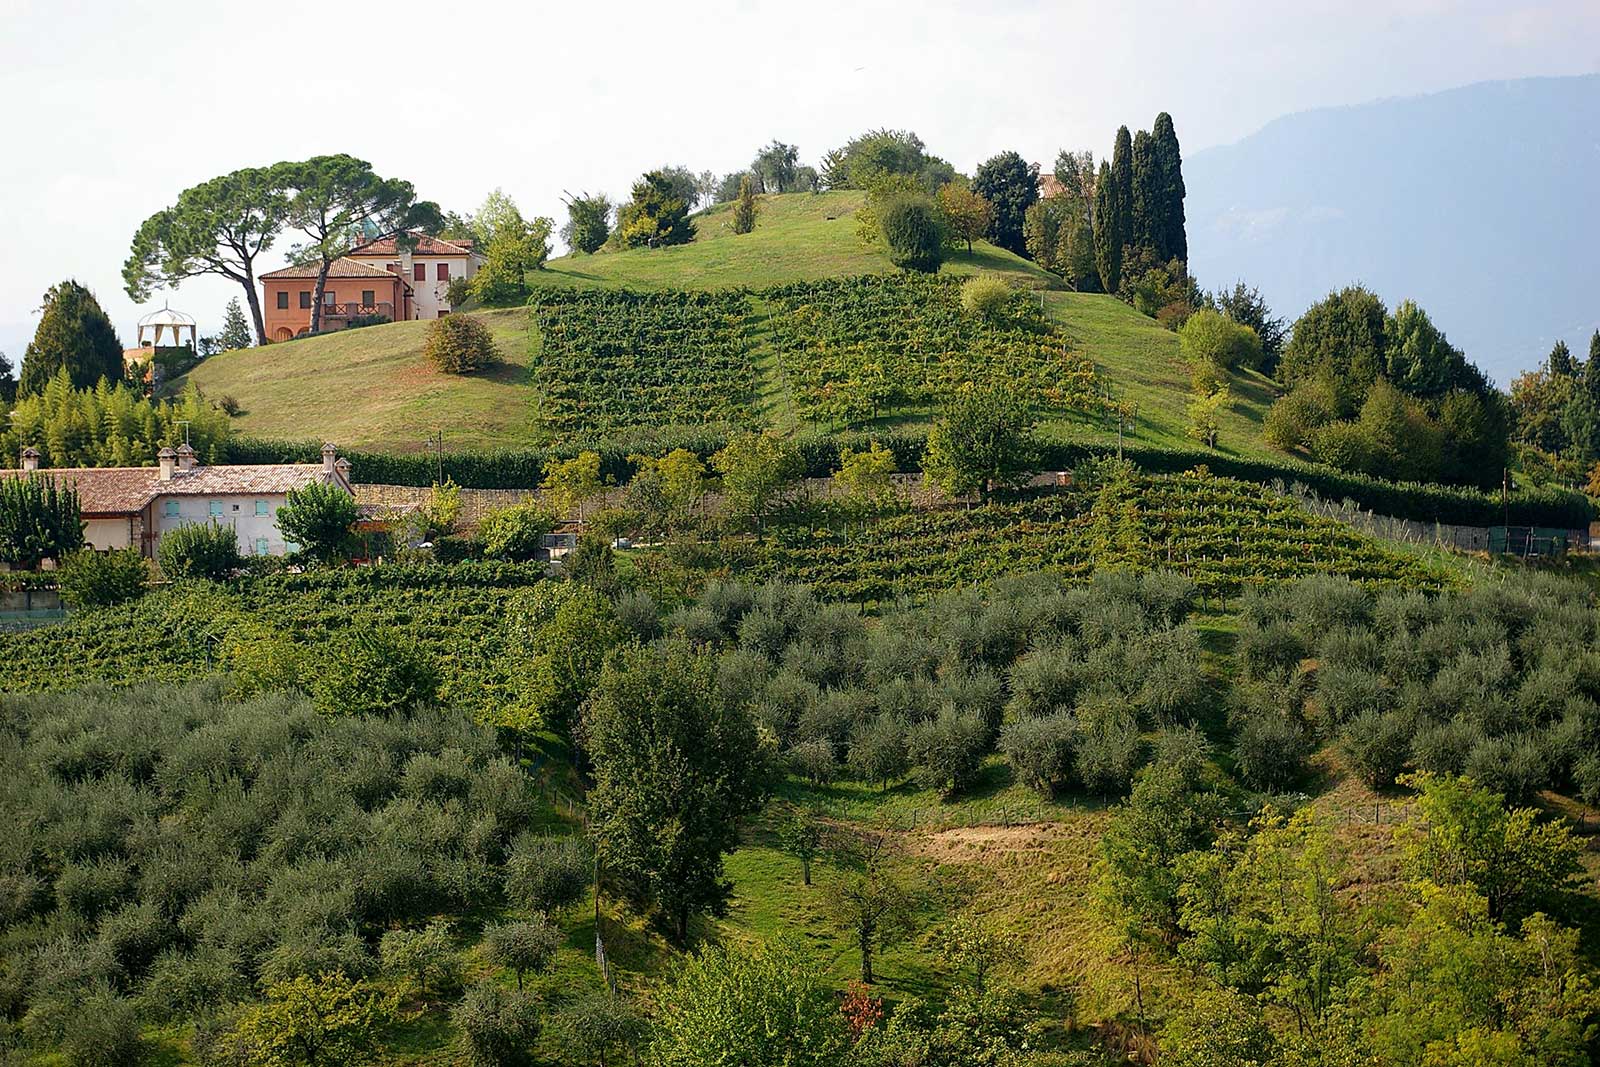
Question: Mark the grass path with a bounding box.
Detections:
[743,297,800,434]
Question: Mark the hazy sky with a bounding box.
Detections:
[2,0,1596,360]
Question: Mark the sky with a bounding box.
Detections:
[1,0,1597,364]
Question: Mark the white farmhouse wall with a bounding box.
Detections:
[83,517,135,551]
[150,494,297,556]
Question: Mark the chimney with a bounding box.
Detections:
[175,443,197,471]
[158,447,177,481]
[20,447,39,473]
[322,442,338,478]
[334,456,351,486]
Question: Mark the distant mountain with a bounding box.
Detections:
[1185,75,1600,385]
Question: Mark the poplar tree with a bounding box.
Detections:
[1151,112,1187,263]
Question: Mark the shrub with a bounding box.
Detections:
[379,920,460,999]
[312,629,440,717]
[424,314,500,374]
[478,503,554,562]
[999,712,1077,797]
[504,834,592,915]
[960,274,1012,321]
[453,982,542,1067]
[156,521,243,581]
[879,193,946,273]
[58,983,144,1067]
[1263,381,1337,452]
[551,993,649,1066]
[1179,308,1262,370]
[55,549,148,609]
[907,707,988,797]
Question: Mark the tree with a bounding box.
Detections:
[215,973,398,1067]
[0,475,83,569]
[424,314,500,373]
[1547,339,1577,378]
[712,432,797,534]
[379,921,459,999]
[821,128,954,192]
[484,918,562,991]
[1212,283,1285,373]
[156,520,242,581]
[777,807,823,886]
[552,994,648,1067]
[1162,988,1278,1067]
[936,182,994,253]
[1108,125,1135,256]
[561,192,612,254]
[217,297,254,352]
[56,548,148,609]
[1180,309,1262,371]
[648,939,851,1066]
[452,982,541,1067]
[938,911,1019,994]
[1383,299,1458,399]
[835,441,898,514]
[878,193,946,273]
[1401,773,1583,924]
[276,481,358,564]
[0,351,14,404]
[731,175,759,235]
[1091,159,1122,294]
[313,628,439,717]
[19,281,123,395]
[1130,129,1160,255]
[970,151,1039,256]
[1054,148,1097,203]
[823,834,914,984]
[751,140,801,193]
[473,216,554,304]
[505,583,622,736]
[278,154,441,333]
[124,166,288,346]
[1279,286,1389,414]
[922,386,1037,501]
[615,171,693,248]
[539,450,603,520]
[504,833,594,915]
[1150,112,1187,263]
[583,640,769,944]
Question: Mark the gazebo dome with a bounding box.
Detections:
[135,302,198,349]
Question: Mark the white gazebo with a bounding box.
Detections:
[136,303,198,349]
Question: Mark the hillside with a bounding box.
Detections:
[1186,75,1600,384]
[179,190,1280,460]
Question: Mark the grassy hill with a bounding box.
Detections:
[180,190,1280,460]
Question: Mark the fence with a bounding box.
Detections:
[1283,482,1589,558]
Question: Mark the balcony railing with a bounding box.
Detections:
[321,302,394,320]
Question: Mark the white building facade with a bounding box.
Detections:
[346,232,485,319]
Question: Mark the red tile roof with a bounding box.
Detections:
[0,464,350,516]
[260,256,404,281]
[348,232,476,257]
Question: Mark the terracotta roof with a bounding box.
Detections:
[348,232,476,257]
[260,256,404,281]
[0,464,350,516]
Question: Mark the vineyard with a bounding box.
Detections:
[737,468,1450,602]
[759,275,1104,428]
[0,562,545,711]
[528,288,756,439]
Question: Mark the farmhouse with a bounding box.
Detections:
[345,231,483,320]
[4,443,353,558]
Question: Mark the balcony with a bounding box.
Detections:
[321,302,394,321]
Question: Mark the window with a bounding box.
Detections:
[284,541,301,554]
[255,500,269,516]
[412,263,426,282]
[361,290,375,306]
[208,501,223,517]
[298,291,312,309]
[162,500,179,518]
[276,290,289,310]
[437,263,450,281]
[324,291,336,306]
[255,538,270,556]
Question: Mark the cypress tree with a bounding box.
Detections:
[1130,129,1160,256]
[19,281,123,397]
[1110,126,1134,264]
[1151,112,1187,263]
[1584,331,1600,406]
[1092,160,1122,294]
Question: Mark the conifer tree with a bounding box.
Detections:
[1585,331,1600,405]
[731,175,759,234]
[19,281,123,396]
[1151,112,1187,263]
[1109,125,1135,264]
[1092,160,1122,294]
[218,298,253,351]
[1130,129,1160,255]
[1548,339,1576,377]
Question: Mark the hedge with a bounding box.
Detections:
[231,432,1595,531]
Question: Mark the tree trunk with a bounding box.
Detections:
[677,906,689,947]
[311,259,331,333]
[859,923,874,984]
[801,856,811,886]
[241,272,269,346]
